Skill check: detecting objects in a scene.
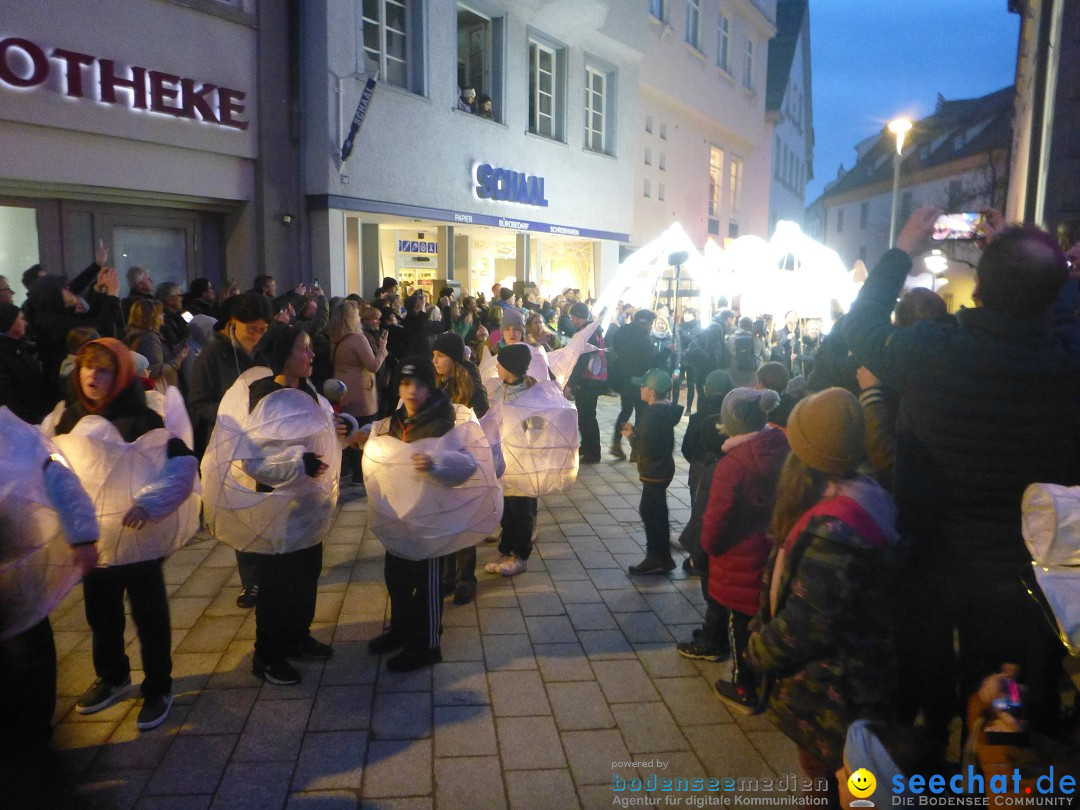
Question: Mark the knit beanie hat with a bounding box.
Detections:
[721,387,780,437]
[703,369,733,399]
[497,343,532,378]
[786,386,865,475]
[263,323,304,375]
[398,354,437,392]
[756,361,790,394]
[432,331,466,365]
[0,302,20,333]
[66,326,100,355]
[501,309,525,331]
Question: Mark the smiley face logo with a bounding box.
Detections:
[848,768,876,799]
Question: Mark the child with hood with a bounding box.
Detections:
[747,387,902,803]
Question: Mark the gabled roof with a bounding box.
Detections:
[766,0,808,113]
[822,86,1014,199]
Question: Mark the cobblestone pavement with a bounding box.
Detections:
[47,396,801,809]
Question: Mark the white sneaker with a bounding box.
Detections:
[484,553,512,574]
[498,556,528,577]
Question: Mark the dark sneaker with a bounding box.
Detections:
[628,555,676,575]
[609,441,626,460]
[76,677,132,715]
[386,647,442,673]
[714,679,759,715]
[252,656,301,685]
[676,640,731,662]
[453,580,477,606]
[236,586,258,609]
[288,635,333,661]
[136,693,173,730]
[367,630,406,655]
[681,556,705,576]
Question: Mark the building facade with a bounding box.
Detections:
[808,87,1012,309]
[764,0,812,235]
[0,0,304,302]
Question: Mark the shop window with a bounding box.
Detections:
[584,64,614,154]
[742,37,754,90]
[717,13,730,72]
[685,0,701,50]
[456,6,504,121]
[0,206,40,303]
[362,0,423,93]
[529,36,566,141]
[708,146,724,219]
[728,155,742,216]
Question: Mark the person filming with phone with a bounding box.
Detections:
[841,207,1080,762]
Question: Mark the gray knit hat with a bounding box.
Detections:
[501,309,525,331]
[721,387,780,437]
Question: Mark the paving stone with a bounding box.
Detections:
[745,729,804,778]
[309,683,374,731]
[547,681,615,731]
[293,730,367,791]
[482,633,536,671]
[321,642,381,686]
[505,769,580,810]
[135,796,213,809]
[613,611,674,643]
[511,571,556,593]
[371,691,431,740]
[560,729,635,786]
[488,670,550,716]
[432,660,490,706]
[180,688,258,735]
[535,542,575,560]
[683,724,773,780]
[172,614,245,655]
[534,642,596,683]
[576,630,634,660]
[286,791,359,809]
[210,761,294,809]
[542,558,590,581]
[168,595,219,627]
[654,676,732,727]
[441,626,484,662]
[433,705,498,757]
[576,550,619,569]
[552,579,603,604]
[433,756,507,810]
[374,665,432,693]
[591,659,660,703]
[611,701,689,753]
[599,588,651,613]
[523,614,577,644]
[516,592,566,616]
[642,592,705,625]
[174,567,234,599]
[566,602,618,631]
[477,607,527,635]
[440,602,479,627]
[495,716,566,770]
[233,699,312,761]
[362,739,432,797]
[145,734,237,795]
[359,799,431,810]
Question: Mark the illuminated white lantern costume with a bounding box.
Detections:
[201,367,340,554]
[0,408,94,641]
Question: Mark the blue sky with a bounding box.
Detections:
[806,0,1021,202]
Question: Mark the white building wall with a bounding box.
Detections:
[767,14,810,232]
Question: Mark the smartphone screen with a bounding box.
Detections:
[932,212,981,241]
[181,311,194,323]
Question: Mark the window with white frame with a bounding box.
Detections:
[362,0,411,90]
[742,37,754,90]
[648,0,664,20]
[717,13,730,72]
[658,183,665,201]
[685,0,700,49]
[659,121,667,139]
[644,178,652,198]
[457,6,504,121]
[708,146,724,218]
[728,155,742,216]
[658,152,666,171]
[644,147,652,166]
[645,114,653,133]
[584,66,607,152]
[529,39,560,139]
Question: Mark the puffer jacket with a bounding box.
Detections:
[747,476,901,769]
[628,400,684,485]
[702,427,789,615]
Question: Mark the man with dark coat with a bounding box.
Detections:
[0,304,52,423]
[842,207,1080,753]
[566,303,606,464]
[608,308,658,459]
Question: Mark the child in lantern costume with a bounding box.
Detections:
[43,338,200,731]
[484,343,579,577]
[360,356,501,671]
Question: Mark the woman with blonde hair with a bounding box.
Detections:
[330,301,387,482]
[125,298,186,387]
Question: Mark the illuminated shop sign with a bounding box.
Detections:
[0,36,249,130]
[474,163,549,207]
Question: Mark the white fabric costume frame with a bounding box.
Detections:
[488,380,579,497]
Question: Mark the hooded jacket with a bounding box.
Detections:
[747,475,901,769]
[702,427,789,615]
[187,328,268,432]
[628,400,685,485]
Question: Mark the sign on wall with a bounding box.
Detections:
[474,163,549,207]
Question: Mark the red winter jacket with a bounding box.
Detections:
[702,427,789,615]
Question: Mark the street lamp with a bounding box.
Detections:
[887,117,912,248]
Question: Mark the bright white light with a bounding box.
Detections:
[924,251,948,275]
[888,117,913,155]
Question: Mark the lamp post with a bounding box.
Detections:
[887,117,912,248]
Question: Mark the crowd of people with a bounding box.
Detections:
[2,207,1079,805]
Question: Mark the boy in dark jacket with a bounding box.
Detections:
[622,368,684,574]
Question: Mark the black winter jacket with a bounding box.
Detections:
[0,335,52,424]
[629,400,684,485]
[843,248,1080,576]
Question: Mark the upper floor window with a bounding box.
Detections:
[728,156,742,215]
[648,0,665,20]
[708,146,724,218]
[644,147,652,166]
[457,6,504,122]
[685,0,701,50]
[658,152,666,171]
[362,0,413,91]
[645,115,653,134]
[860,202,869,229]
[717,14,730,72]
[529,39,564,140]
[584,66,609,153]
[742,37,754,90]
[659,121,667,140]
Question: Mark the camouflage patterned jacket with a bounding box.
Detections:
[746,476,902,769]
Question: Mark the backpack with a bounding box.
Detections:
[733,333,756,372]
